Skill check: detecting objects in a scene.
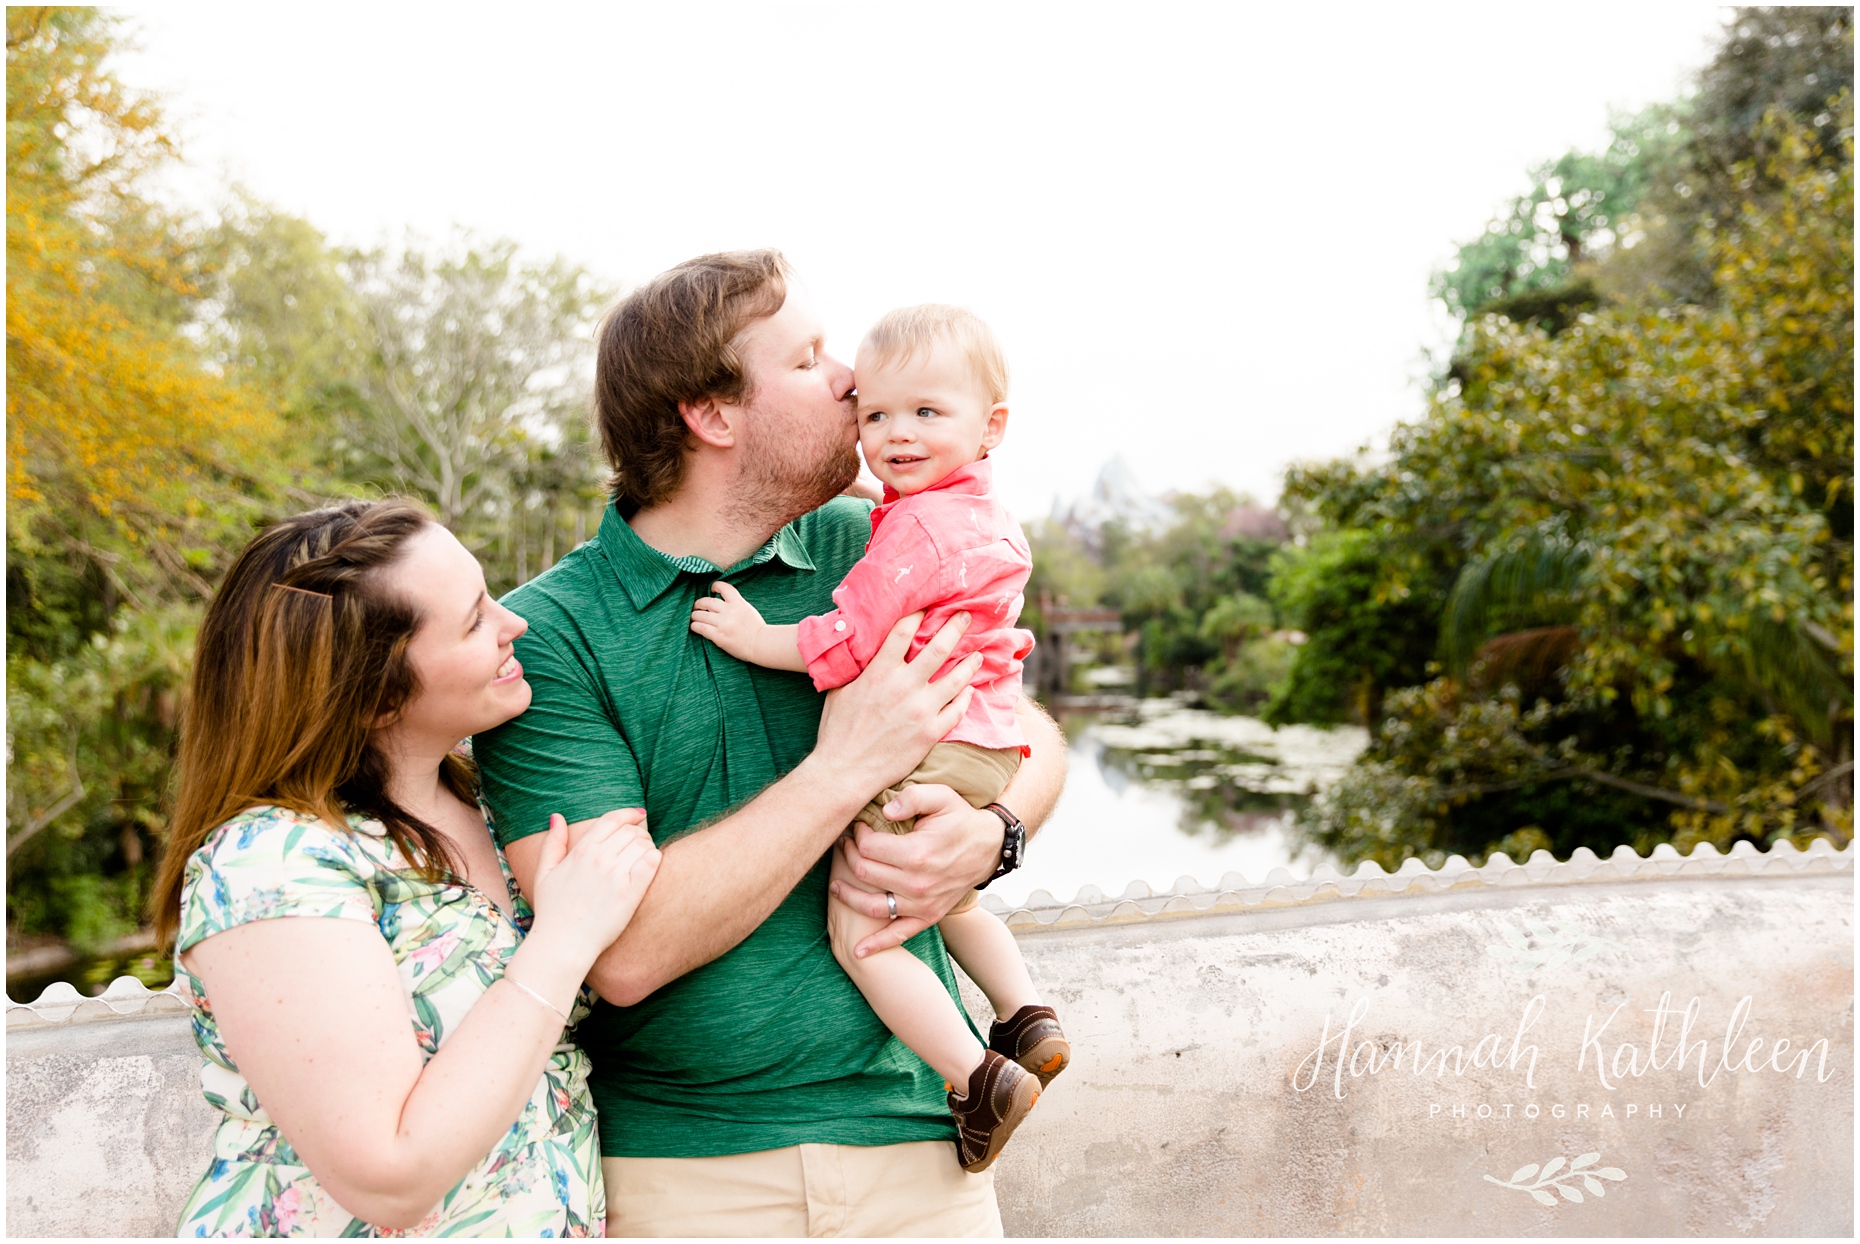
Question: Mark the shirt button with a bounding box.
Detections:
[834,620,846,632]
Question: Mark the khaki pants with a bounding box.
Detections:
[602,1141,1002,1237]
[854,743,1022,916]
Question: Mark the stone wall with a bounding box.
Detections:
[8,840,1853,1237]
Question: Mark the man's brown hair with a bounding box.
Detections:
[593,249,791,512]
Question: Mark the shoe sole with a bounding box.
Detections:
[1018,1035,1071,1088]
[961,1071,1041,1174]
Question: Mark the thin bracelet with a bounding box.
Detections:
[504,974,570,1025]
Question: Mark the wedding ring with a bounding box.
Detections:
[886,891,899,921]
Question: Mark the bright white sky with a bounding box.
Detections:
[114,3,1733,520]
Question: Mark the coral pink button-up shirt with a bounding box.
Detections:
[796,458,1033,754]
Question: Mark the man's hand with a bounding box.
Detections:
[812,614,981,797]
[829,783,1002,958]
[826,696,1066,958]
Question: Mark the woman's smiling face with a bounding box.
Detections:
[852,345,1009,495]
[377,523,531,750]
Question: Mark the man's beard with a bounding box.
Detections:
[724,403,861,534]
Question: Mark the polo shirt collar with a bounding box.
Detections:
[598,503,816,610]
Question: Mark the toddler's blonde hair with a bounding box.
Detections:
[860,304,1009,404]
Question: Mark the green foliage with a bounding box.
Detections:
[1293,102,1853,866]
[201,210,616,596]
[1438,9,1853,321]
[1263,530,1448,727]
[338,235,611,544]
[6,8,285,946]
[1104,492,1286,704]
[1433,107,1683,323]
[1025,491,1294,708]
[7,604,195,946]
[1683,8,1854,218]
[5,14,614,955]
[1438,536,1590,675]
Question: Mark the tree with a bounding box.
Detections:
[1435,10,1853,324]
[1432,108,1685,327]
[339,237,610,547]
[1292,109,1852,867]
[1684,7,1854,215]
[7,9,276,594]
[1263,529,1447,728]
[6,8,286,945]
[199,192,371,487]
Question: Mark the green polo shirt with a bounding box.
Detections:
[473,497,970,1159]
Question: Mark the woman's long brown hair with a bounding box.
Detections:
[151,499,477,947]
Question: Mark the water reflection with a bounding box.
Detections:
[1091,701,1367,842]
[997,699,1367,908]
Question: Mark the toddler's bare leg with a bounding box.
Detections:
[827,844,984,1086]
[938,905,1040,1018]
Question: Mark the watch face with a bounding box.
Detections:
[1006,826,1026,869]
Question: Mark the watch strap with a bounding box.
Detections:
[978,802,1025,888]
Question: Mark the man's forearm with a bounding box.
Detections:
[1005,696,1067,841]
[581,755,870,1006]
[585,700,1061,1002]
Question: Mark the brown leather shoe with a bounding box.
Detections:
[989,1004,1070,1088]
[948,1050,1040,1173]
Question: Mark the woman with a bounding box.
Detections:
[150,498,657,1236]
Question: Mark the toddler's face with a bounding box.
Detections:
[852,346,1007,496]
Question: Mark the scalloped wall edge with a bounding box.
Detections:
[6,837,1850,1027]
[977,836,1852,930]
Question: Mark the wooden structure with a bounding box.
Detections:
[1029,593,1123,697]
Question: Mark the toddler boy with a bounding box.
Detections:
[690,304,1068,1173]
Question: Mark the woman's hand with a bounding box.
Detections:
[527,810,660,964]
[811,611,982,795]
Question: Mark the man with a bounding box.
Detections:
[475,249,1066,1237]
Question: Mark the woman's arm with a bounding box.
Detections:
[184,815,657,1229]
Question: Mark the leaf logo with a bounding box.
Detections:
[1486,918,1628,971]
[1484,1152,1627,1205]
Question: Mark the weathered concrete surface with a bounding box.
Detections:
[978,873,1854,1237]
[6,1014,217,1236]
[7,850,1853,1237]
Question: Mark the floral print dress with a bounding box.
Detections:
[172,804,604,1237]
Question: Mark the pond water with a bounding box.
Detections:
[6,699,1368,1000]
[992,699,1368,908]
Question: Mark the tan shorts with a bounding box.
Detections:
[853,742,1022,916]
[602,1141,1002,1237]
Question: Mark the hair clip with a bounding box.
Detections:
[270,582,333,600]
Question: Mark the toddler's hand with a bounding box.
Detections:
[690,581,766,659]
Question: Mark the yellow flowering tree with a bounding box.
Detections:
[6,8,283,949]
